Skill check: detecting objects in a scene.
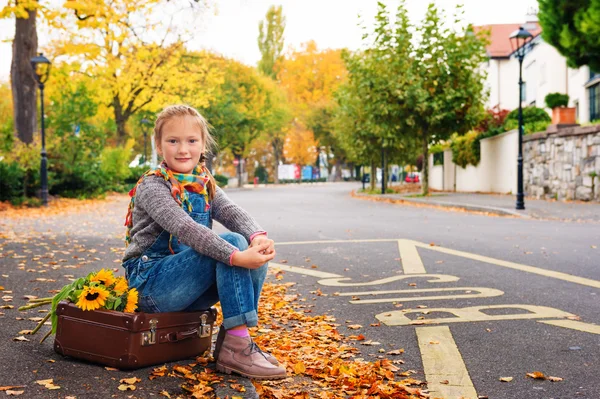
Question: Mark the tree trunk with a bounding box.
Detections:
[334,157,342,182]
[370,158,376,191]
[272,137,282,184]
[11,4,38,144]
[234,153,242,188]
[113,96,127,145]
[421,135,429,196]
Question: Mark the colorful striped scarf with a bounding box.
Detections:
[125,161,211,252]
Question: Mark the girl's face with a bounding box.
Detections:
[157,115,205,174]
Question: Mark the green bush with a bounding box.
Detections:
[0,161,25,202]
[450,131,480,168]
[544,93,569,109]
[214,174,229,187]
[254,165,268,183]
[504,106,551,134]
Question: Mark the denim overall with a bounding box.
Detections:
[122,191,267,329]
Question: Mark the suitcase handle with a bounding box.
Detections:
[160,328,199,343]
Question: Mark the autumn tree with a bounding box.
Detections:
[47,0,210,144]
[277,41,347,179]
[538,0,600,71]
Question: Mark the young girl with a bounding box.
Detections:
[122,104,286,379]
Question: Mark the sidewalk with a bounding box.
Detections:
[354,190,600,222]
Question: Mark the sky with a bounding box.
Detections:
[0,0,539,82]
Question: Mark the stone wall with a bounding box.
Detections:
[524,124,600,201]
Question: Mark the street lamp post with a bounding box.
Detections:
[140,118,151,164]
[509,26,533,210]
[31,53,52,206]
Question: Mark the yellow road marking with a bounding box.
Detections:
[538,319,600,335]
[398,240,427,274]
[276,238,600,289]
[377,304,575,326]
[413,241,600,289]
[339,287,504,304]
[318,274,459,287]
[416,326,477,399]
[269,263,341,279]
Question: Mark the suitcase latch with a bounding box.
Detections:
[141,318,158,346]
[199,314,211,338]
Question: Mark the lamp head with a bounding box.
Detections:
[509,26,533,59]
[30,53,51,85]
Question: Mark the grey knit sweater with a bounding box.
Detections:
[122,175,264,265]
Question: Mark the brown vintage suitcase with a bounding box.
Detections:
[54,301,216,370]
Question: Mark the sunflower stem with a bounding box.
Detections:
[27,297,55,303]
[40,329,53,344]
[31,312,52,335]
[18,301,52,311]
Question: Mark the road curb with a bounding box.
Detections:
[351,191,531,218]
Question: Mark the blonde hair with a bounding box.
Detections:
[153,104,218,200]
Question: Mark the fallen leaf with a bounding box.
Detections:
[12,336,29,342]
[5,390,24,396]
[499,377,513,382]
[28,317,44,322]
[293,362,306,374]
[0,387,25,392]
[347,324,362,330]
[361,340,381,346]
[119,377,141,385]
[104,367,118,371]
[429,341,440,344]
[118,384,136,391]
[440,380,449,384]
[46,359,55,363]
[0,305,13,309]
[526,371,546,380]
[18,330,33,335]
[387,349,404,355]
[159,391,171,398]
[548,376,563,382]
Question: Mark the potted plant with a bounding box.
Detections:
[545,92,576,124]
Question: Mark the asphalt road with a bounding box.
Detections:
[1,182,598,399]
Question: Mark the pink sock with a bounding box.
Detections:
[227,328,250,337]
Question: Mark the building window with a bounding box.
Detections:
[590,83,600,122]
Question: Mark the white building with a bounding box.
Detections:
[476,20,600,123]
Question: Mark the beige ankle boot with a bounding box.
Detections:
[214,328,280,366]
[216,333,287,379]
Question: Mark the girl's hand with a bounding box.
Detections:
[231,242,275,269]
[249,234,275,255]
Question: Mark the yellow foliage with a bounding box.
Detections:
[283,120,317,166]
[277,41,347,116]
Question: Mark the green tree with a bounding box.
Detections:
[406,4,488,195]
[334,2,416,192]
[201,58,286,187]
[257,5,287,182]
[538,0,600,71]
[257,5,285,79]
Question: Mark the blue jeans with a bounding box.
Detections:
[122,192,267,329]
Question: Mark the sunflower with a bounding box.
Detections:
[113,277,129,295]
[76,286,110,311]
[124,288,139,313]
[90,268,116,287]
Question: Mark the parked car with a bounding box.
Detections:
[405,173,420,183]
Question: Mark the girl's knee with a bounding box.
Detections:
[220,232,249,251]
